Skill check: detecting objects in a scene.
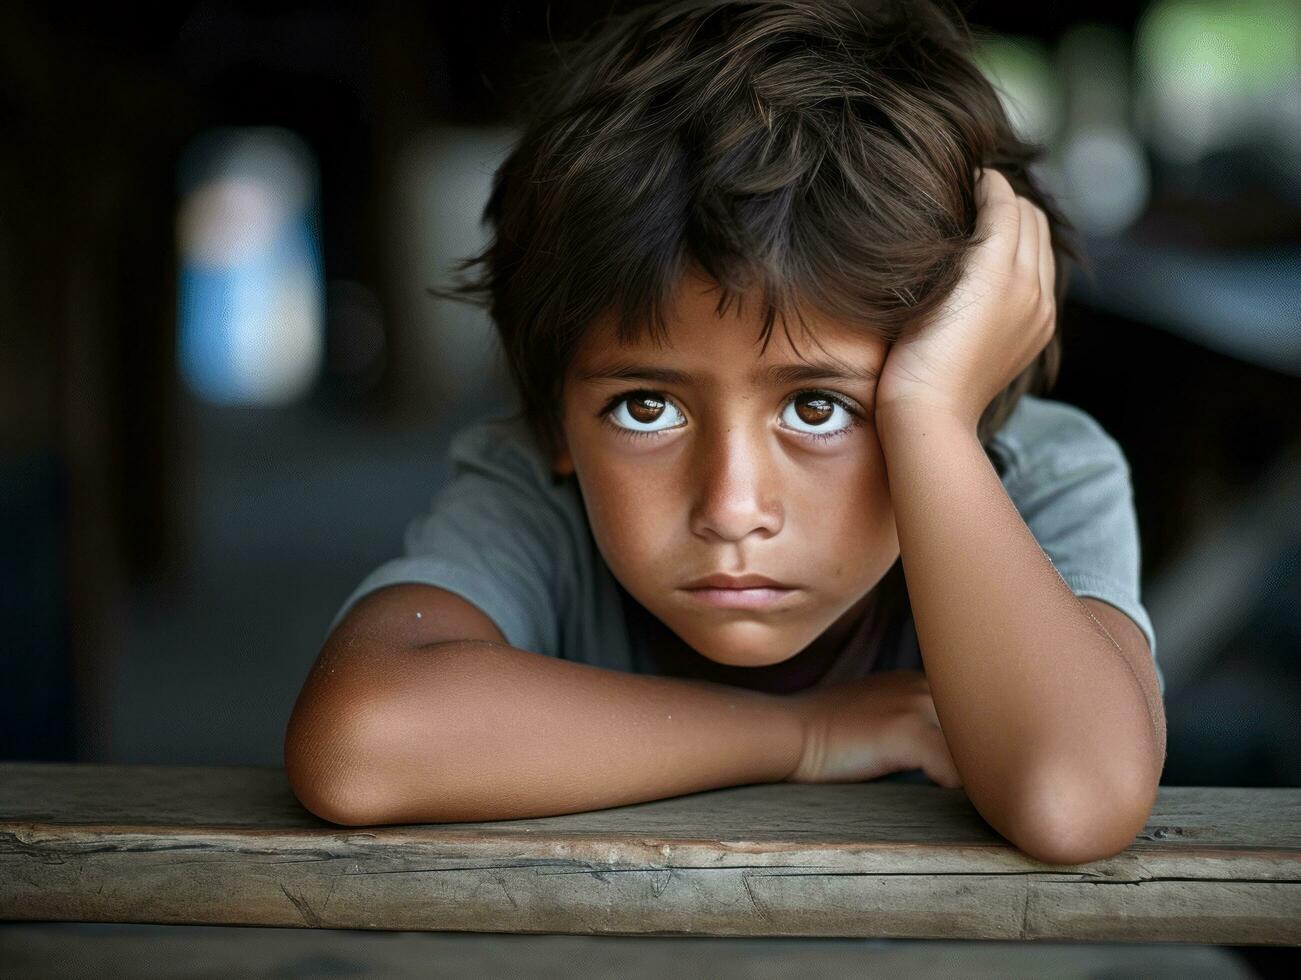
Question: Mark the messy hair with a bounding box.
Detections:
[437,0,1084,642]
[443,0,1078,467]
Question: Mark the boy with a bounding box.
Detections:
[286,0,1167,865]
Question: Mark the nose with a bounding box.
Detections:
[689,420,784,542]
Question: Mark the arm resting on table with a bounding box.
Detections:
[284,586,805,825]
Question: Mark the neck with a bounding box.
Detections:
[799,589,876,664]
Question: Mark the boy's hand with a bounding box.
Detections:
[874,168,1057,431]
[785,671,963,788]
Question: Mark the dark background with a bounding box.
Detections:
[2,0,1298,783]
[2,1,1297,974]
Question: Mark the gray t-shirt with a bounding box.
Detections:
[330,394,1165,697]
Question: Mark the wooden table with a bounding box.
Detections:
[1,764,1297,945]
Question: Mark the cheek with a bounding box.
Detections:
[823,469,892,526]
[575,458,674,569]
[805,439,896,575]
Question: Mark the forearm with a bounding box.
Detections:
[877,403,1159,857]
[287,639,805,825]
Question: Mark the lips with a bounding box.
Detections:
[682,573,796,590]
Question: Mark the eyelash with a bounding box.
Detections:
[597,389,865,444]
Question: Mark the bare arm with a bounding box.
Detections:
[876,403,1165,864]
[284,585,806,825]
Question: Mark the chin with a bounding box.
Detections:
[682,623,805,668]
[704,649,797,669]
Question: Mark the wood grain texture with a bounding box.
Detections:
[1,764,1298,944]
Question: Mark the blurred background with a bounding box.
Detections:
[2,2,1297,973]
[1,0,1297,785]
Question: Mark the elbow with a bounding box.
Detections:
[287,764,381,827]
[1008,768,1159,866]
[1014,816,1142,867]
[284,691,391,827]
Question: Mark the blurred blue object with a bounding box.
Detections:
[176,128,325,405]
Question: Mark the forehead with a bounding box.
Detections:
[570,274,887,382]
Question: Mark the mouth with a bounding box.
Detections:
[679,572,800,610]
[679,585,800,610]
[682,573,796,590]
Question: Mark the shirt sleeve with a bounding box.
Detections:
[995,405,1166,698]
[325,424,569,657]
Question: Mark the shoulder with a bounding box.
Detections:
[444,412,559,488]
[337,413,590,656]
[436,413,579,521]
[987,394,1128,489]
[427,413,632,666]
[418,412,601,578]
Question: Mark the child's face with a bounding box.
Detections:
[553,268,900,668]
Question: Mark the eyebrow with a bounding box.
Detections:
[576,359,879,387]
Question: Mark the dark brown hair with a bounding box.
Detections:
[442,0,1079,471]
[439,0,1083,643]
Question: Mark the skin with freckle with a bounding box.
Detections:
[550,266,900,670]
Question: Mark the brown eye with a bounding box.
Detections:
[627,394,665,424]
[794,394,835,426]
[606,391,685,436]
[781,390,859,441]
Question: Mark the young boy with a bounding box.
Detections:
[286,0,1167,865]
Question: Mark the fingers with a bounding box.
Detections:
[914,689,941,728]
[974,167,1020,252]
[1035,203,1055,306]
[1014,194,1040,273]
[904,676,959,787]
[878,709,961,789]
[978,169,1052,302]
[916,721,963,789]
[895,670,941,727]
[994,180,1054,341]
